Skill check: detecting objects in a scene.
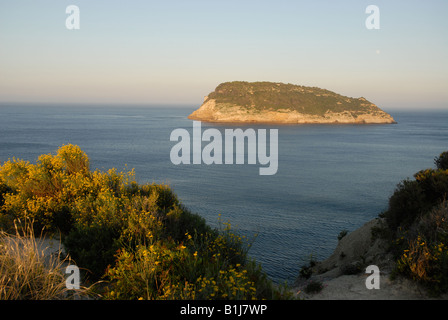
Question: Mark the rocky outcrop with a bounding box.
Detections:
[188,82,396,124]
[292,218,448,300]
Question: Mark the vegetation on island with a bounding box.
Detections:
[206,81,386,117]
[376,151,448,296]
[0,145,291,300]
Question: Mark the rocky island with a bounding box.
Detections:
[188,81,396,124]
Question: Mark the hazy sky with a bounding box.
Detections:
[0,0,447,110]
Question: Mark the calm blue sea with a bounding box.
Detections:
[1,104,447,284]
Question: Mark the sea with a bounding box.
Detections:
[1,104,447,284]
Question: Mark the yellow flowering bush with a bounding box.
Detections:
[0,145,291,299]
[105,227,286,300]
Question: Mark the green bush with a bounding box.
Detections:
[63,224,122,281]
[380,150,448,295]
[0,180,14,230]
[383,179,426,231]
[383,168,448,232]
[396,201,448,295]
[298,256,317,280]
[435,151,448,170]
[337,229,349,241]
[0,145,290,299]
[303,280,324,294]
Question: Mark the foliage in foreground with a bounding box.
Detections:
[0,145,291,300]
[0,221,91,300]
[379,151,448,295]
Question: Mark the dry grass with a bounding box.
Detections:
[0,221,91,300]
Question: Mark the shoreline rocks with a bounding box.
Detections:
[293,218,448,300]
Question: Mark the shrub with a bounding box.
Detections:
[337,229,349,241]
[383,179,425,232]
[0,145,93,233]
[303,280,324,294]
[379,150,448,295]
[435,151,448,170]
[396,201,448,295]
[63,224,122,281]
[383,168,448,232]
[298,257,317,280]
[0,180,14,230]
[0,145,290,300]
[104,221,291,300]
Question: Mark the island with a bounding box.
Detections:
[188,81,396,124]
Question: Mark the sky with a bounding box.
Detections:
[0,0,447,110]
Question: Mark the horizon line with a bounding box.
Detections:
[0,101,447,112]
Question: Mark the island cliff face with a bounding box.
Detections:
[188,82,396,124]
